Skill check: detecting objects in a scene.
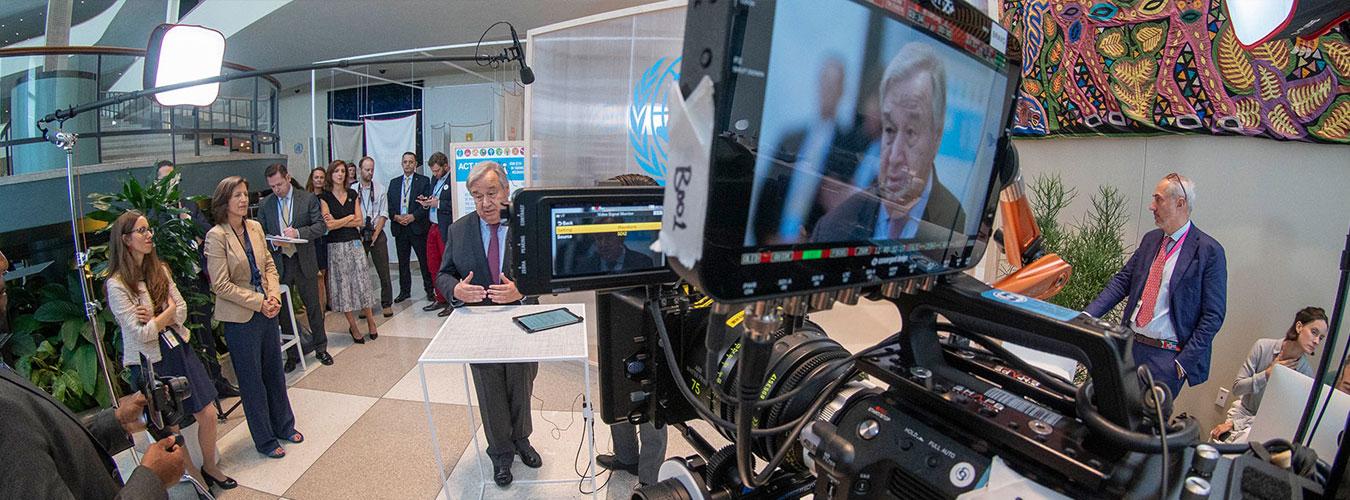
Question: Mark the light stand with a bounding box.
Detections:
[50,130,121,406]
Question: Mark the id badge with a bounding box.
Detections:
[160,330,181,349]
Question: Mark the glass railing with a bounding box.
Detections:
[0,46,280,176]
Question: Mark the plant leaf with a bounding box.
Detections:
[59,319,83,348]
[35,301,84,323]
[7,331,37,357]
[94,369,114,407]
[16,355,34,378]
[13,314,42,335]
[73,344,98,394]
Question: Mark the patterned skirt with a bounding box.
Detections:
[327,239,377,312]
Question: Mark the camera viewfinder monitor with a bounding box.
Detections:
[673,0,1020,302]
[509,187,677,295]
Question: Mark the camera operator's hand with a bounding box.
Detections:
[487,274,523,304]
[114,392,148,433]
[282,227,299,239]
[141,436,188,489]
[453,272,487,303]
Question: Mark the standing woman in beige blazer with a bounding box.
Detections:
[203,176,303,458]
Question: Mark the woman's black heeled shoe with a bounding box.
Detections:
[349,328,365,344]
[369,330,378,340]
[202,469,238,490]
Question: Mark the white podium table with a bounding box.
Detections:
[417,303,597,498]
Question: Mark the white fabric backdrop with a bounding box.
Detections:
[363,114,418,189]
[364,114,419,259]
[329,122,365,166]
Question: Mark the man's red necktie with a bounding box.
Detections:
[1135,236,1173,326]
[487,223,501,284]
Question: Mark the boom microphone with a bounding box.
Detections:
[508,23,535,85]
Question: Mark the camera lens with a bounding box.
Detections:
[707,320,852,470]
[631,479,694,500]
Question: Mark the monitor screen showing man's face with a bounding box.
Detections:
[877,71,940,214]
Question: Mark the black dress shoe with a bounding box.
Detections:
[316,352,334,365]
[516,442,542,469]
[596,454,638,475]
[426,293,436,302]
[422,302,446,312]
[437,306,453,317]
[283,358,298,374]
[394,293,410,304]
[493,461,513,487]
[201,469,237,490]
[215,382,241,398]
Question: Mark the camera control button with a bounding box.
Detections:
[857,419,880,440]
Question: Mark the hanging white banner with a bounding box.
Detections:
[329,122,364,166]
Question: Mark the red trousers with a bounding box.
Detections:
[426,225,446,303]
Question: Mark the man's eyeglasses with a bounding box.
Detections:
[1166,172,1188,201]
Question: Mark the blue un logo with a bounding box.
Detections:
[629,56,681,184]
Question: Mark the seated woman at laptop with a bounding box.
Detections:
[1210,306,1327,443]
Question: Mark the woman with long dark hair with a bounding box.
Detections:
[1211,306,1327,443]
[106,211,235,489]
[305,166,330,312]
[320,161,379,341]
[203,177,303,458]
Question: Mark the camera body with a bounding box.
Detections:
[137,353,191,441]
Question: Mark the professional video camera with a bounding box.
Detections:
[138,353,192,443]
[507,0,1326,498]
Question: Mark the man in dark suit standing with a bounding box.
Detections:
[388,151,433,303]
[259,163,335,368]
[0,368,188,499]
[435,160,539,487]
[813,43,965,243]
[417,152,455,314]
[1087,173,1226,396]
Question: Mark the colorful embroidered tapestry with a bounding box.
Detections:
[1000,0,1350,143]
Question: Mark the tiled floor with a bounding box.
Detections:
[113,270,907,499]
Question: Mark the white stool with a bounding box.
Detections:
[278,284,307,374]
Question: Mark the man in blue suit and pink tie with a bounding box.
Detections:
[1086,173,1227,396]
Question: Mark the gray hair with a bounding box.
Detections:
[467,160,509,192]
[880,42,947,134]
[1163,173,1197,212]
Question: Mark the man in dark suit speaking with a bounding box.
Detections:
[1086,173,1227,396]
[388,152,433,303]
[434,160,539,487]
[259,163,334,368]
[813,43,965,243]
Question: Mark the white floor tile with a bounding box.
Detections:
[383,362,480,406]
[282,331,357,385]
[215,387,377,496]
[371,301,449,339]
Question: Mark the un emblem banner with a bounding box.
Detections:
[628,56,681,184]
